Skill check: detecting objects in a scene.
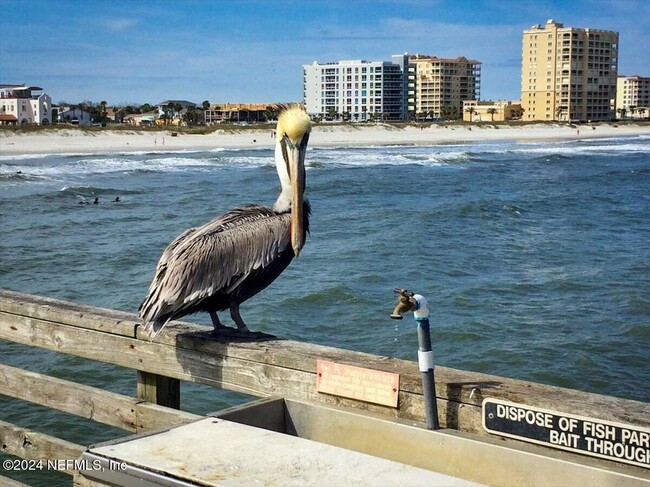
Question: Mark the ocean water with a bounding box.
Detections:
[1,135,649,485]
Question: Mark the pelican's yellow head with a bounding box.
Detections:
[277,105,311,145]
[276,106,311,257]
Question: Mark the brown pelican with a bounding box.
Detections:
[139,105,311,337]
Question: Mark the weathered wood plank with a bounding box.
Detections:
[0,419,84,466]
[0,364,199,433]
[0,311,423,420]
[136,370,181,409]
[0,310,432,424]
[135,401,201,432]
[0,475,31,487]
[0,289,523,401]
[0,289,137,337]
[73,472,109,487]
[1,290,649,435]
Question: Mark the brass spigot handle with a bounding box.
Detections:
[390,288,416,319]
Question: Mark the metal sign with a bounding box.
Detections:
[483,398,650,469]
[316,360,400,407]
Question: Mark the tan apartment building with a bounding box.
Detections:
[409,55,481,120]
[521,19,618,122]
[616,75,650,119]
[462,100,523,122]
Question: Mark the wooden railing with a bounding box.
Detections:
[1,289,649,485]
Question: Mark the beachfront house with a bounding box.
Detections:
[57,106,93,126]
[156,100,197,126]
[463,100,523,122]
[123,111,158,127]
[0,84,53,125]
[105,107,120,123]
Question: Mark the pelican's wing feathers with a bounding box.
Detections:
[139,205,290,331]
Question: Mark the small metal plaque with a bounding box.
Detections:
[316,360,399,408]
[483,398,650,469]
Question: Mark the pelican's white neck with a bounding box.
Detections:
[273,140,292,212]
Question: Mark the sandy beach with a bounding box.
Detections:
[1,123,649,155]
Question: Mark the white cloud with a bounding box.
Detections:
[102,18,138,31]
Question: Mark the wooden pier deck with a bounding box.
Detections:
[1,289,648,486]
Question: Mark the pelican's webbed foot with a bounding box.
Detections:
[209,310,250,336]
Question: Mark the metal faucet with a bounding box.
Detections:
[390,288,416,319]
[390,287,439,430]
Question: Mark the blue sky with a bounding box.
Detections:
[1,0,648,106]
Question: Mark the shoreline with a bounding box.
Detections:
[1,123,649,156]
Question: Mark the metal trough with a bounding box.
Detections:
[79,397,648,486]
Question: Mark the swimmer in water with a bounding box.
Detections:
[93,197,99,204]
[114,196,121,203]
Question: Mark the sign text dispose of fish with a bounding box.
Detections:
[483,398,649,469]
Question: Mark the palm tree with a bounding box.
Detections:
[264,105,280,122]
[638,107,647,119]
[158,110,170,126]
[616,108,626,120]
[440,106,454,120]
[465,106,475,122]
[183,106,202,126]
[99,101,107,124]
[487,108,497,122]
[173,103,183,122]
[511,107,524,120]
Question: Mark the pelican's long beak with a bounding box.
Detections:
[289,137,307,257]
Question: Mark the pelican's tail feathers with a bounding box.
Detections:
[141,316,170,341]
[138,297,174,340]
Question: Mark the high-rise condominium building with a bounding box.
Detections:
[303,55,409,122]
[616,75,650,118]
[521,19,619,122]
[409,55,481,120]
